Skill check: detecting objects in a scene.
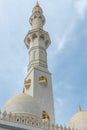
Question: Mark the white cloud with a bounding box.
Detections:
[75,0,87,18]
[55,0,87,52]
[58,22,75,51]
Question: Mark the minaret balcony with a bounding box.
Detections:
[24,29,51,49]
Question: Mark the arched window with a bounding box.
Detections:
[40,34,44,40]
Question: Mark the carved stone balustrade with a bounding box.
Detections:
[0,110,80,130]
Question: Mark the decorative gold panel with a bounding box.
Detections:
[24,79,31,84]
[39,76,47,82]
[42,111,50,120]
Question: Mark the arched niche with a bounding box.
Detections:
[40,34,44,40]
[32,33,37,41]
[39,16,42,19]
[34,15,37,19]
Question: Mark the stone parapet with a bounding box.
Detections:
[0,111,79,130]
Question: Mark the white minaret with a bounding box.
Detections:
[24,2,55,123]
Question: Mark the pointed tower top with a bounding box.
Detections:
[29,1,45,29]
[78,105,83,112]
[35,1,40,7]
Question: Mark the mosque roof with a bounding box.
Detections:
[69,108,87,130]
[2,93,41,118]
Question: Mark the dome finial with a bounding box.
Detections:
[35,1,40,7]
[22,88,25,94]
[78,105,83,112]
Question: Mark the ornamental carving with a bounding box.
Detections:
[24,79,31,89]
[42,111,50,121]
[24,79,31,84]
[0,111,78,130]
[38,76,47,86]
[39,76,47,82]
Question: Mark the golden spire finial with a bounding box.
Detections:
[78,105,83,112]
[22,88,25,94]
[35,1,40,7]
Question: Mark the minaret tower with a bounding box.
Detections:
[24,2,55,123]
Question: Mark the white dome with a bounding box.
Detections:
[2,94,41,118]
[69,111,87,130]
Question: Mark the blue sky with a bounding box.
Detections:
[0,0,87,125]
